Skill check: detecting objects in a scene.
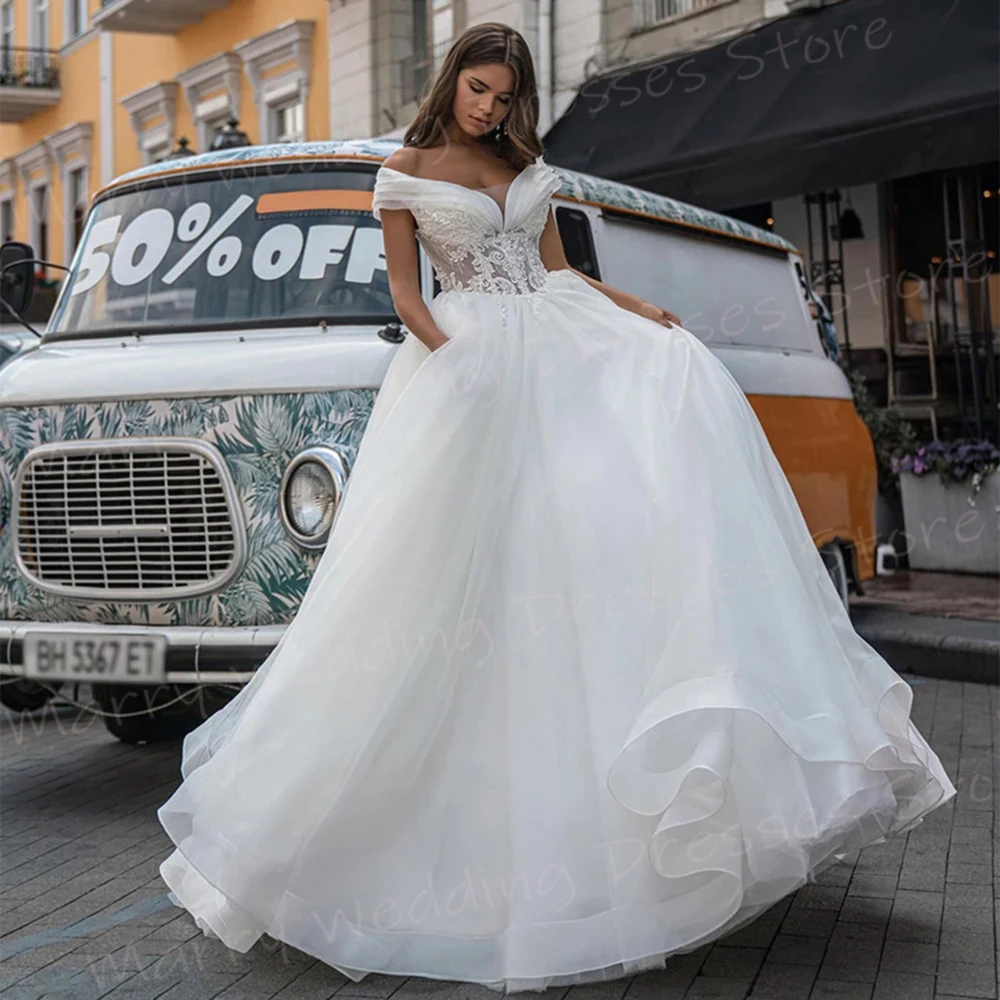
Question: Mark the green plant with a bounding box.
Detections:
[839,358,917,501]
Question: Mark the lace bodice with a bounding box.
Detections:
[372,159,564,296]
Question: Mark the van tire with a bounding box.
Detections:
[0,677,61,714]
[92,683,214,745]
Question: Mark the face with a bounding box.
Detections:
[453,63,515,137]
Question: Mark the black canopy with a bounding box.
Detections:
[544,0,999,211]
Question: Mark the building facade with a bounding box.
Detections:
[2,0,996,442]
[1,0,809,264]
[0,0,805,270]
[0,0,330,272]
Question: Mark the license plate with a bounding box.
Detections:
[23,632,167,684]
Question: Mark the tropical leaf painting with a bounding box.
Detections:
[0,390,377,627]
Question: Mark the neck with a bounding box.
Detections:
[443,119,488,148]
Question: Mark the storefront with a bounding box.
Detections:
[545,0,999,441]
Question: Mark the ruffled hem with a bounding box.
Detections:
[159,666,954,995]
[155,268,956,994]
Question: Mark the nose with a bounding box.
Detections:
[478,95,496,118]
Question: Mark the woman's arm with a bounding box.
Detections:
[379,180,451,352]
[377,147,451,352]
[537,211,681,329]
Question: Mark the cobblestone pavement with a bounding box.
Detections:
[0,676,996,1000]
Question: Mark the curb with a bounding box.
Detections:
[850,607,999,685]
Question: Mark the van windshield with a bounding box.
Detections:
[48,166,393,338]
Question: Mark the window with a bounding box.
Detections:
[403,0,457,105]
[68,167,86,257]
[890,163,999,347]
[69,0,87,39]
[176,52,243,154]
[30,0,49,83]
[52,168,396,338]
[31,184,48,278]
[122,82,180,165]
[206,116,231,148]
[1,2,13,80]
[555,208,601,280]
[403,0,429,104]
[234,21,314,145]
[431,0,456,67]
[147,136,174,163]
[638,0,729,29]
[32,0,48,48]
[0,198,13,244]
[273,101,305,144]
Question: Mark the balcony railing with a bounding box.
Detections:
[94,0,231,34]
[638,0,731,28]
[0,47,61,123]
[0,46,59,90]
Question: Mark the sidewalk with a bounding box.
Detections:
[850,570,999,684]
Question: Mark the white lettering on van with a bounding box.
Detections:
[72,216,123,295]
[177,202,213,242]
[110,208,175,287]
[299,225,355,280]
[344,228,387,284]
[252,224,305,281]
[207,235,243,277]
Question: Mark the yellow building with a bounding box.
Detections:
[0,0,331,270]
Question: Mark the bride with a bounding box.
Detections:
[157,21,956,994]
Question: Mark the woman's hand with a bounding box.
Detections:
[636,300,681,328]
[427,335,451,352]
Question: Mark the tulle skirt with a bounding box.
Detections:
[157,268,955,993]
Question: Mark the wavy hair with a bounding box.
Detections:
[403,23,542,171]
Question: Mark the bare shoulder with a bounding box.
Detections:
[382,146,423,177]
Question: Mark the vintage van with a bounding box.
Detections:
[0,139,877,743]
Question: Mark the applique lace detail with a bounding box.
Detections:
[412,199,552,296]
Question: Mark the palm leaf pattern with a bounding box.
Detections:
[0,390,377,627]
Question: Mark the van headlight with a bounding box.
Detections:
[279,447,348,549]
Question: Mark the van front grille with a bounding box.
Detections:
[14,440,245,600]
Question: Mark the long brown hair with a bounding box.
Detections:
[404,23,543,171]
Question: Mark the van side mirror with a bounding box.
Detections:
[0,242,36,317]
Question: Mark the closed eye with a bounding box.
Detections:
[469,77,512,103]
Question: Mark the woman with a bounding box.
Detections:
[158,22,955,994]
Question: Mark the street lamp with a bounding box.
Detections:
[211,118,252,151]
[163,137,196,160]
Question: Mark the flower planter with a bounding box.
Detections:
[899,471,999,575]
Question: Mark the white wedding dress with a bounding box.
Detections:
[157,158,955,993]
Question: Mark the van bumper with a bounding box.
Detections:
[0,621,285,685]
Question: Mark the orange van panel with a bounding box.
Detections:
[746,395,878,582]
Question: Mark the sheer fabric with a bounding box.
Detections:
[372,163,557,295]
[158,157,956,994]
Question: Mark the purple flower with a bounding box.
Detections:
[895,437,999,492]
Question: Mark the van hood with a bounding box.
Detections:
[0,326,397,405]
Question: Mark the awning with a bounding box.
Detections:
[544,0,999,211]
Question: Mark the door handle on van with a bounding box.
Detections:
[378,321,406,344]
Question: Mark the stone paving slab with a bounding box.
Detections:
[0,677,995,1000]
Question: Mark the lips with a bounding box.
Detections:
[471,116,491,129]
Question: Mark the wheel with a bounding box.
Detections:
[819,542,850,609]
[0,676,61,713]
[92,683,233,745]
